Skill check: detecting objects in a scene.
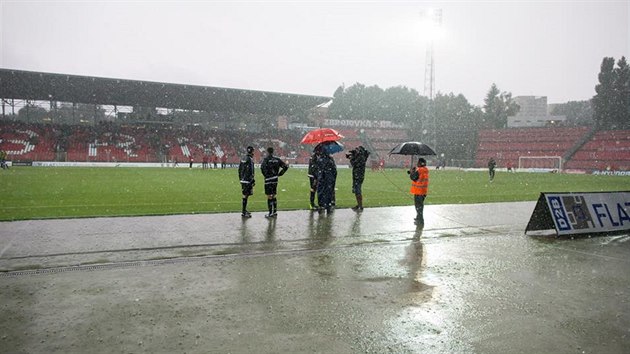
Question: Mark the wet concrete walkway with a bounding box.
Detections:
[0,202,531,271]
[1,202,629,353]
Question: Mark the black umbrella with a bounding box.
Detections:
[389,141,436,167]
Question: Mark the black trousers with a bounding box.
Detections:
[414,194,426,222]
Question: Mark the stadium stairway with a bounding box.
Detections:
[562,126,598,166]
[564,129,630,171]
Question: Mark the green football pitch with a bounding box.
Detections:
[0,166,628,221]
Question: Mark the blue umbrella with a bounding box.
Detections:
[318,141,344,155]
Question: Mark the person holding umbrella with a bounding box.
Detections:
[300,128,344,212]
[316,144,337,214]
[409,157,429,225]
[300,128,344,145]
[389,141,435,224]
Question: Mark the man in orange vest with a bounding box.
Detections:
[409,157,429,225]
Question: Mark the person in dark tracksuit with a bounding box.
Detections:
[348,146,370,211]
[307,150,319,210]
[488,157,496,182]
[261,147,289,218]
[238,146,255,218]
[316,149,337,214]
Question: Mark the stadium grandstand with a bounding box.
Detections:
[475,126,630,172]
[2,69,627,172]
[0,69,416,168]
[0,69,334,165]
[474,93,629,173]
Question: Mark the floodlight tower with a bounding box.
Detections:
[422,8,442,100]
[420,8,442,156]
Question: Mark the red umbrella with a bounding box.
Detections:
[300,128,344,145]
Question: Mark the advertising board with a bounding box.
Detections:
[526,192,630,236]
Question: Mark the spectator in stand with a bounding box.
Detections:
[488,157,496,182]
[212,154,218,169]
[371,159,379,172]
[0,150,8,170]
[221,154,227,169]
[238,146,256,218]
[202,154,209,170]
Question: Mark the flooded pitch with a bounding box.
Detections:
[1,202,629,353]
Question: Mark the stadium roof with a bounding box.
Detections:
[0,69,332,116]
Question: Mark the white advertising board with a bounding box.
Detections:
[544,192,630,236]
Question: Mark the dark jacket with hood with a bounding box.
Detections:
[349,147,370,182]
[239,152,255,185]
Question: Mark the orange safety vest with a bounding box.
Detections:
[410,166,429,196]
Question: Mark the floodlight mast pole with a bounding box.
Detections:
[422,9,442,154]
[423,37,436,100]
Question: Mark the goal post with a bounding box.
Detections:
[518,156,563,170]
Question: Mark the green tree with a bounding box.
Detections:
[430,93,482,161]
[327,85,348,120]
[341,83,382,120]
[549,100,594,126]
[593,57,617,129]
[482,83,519,129]
[327,83,483,161]
[379,86,428,128]
[133,105,158,122]
[612,56,630,129]
[327,83,428,126]
[55,103,105,125]
[329,83,366,120]
[17,103,47,123]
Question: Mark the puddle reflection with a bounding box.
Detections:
[261,217,277,250]
[307,211,334,249]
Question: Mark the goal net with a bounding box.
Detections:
[518,156,562,170]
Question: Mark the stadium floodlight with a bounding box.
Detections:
[419,9,444,42]
[419,8,443,155]
[419,8,442,100]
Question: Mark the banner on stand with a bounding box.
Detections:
[525,191,630,236]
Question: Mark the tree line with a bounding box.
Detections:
[327,55,629,161]
[592,56,630,129]
[327,82,519,162]
[6,56,628,162]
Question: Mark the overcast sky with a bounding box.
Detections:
[1,1,628,106]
